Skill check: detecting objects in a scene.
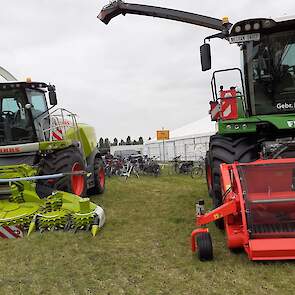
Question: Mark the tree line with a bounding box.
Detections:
[99,136,149,154]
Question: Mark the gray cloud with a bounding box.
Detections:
[0,0,295,141]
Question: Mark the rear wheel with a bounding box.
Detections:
[88,157,105,195]
[38,147,87,198]
[196,232,213,261]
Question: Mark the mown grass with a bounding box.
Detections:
[1,174,295,294]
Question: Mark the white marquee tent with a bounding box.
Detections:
[144,116,216,161]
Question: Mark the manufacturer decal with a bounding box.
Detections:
[0,147,21,153]
[276,102,295,110]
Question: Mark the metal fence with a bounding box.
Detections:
[144,134,211,162]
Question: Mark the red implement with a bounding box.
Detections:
[191,158,295,261]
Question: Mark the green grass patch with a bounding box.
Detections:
[1,175,295,294]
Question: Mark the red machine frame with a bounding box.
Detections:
[191,158,295,261]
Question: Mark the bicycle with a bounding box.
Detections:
[119,157,140,181]
[140,155,161,176]
[190,157,205,178]
[170,155,194,175]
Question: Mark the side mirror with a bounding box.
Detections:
[200,43,212,71]
[48,85,57,105]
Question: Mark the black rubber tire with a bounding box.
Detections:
[205,151,213,198]
[88,157,105,195]
[38,147,87,198]
[196,232,213,261]
[209,134,259,229]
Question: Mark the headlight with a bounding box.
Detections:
[245,23,251,31]
[235,25,242,33]
[263,20,272,28]
[253,22,260,30]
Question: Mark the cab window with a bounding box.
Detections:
[26,89,48,118]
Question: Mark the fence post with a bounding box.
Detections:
[173,141,176,159]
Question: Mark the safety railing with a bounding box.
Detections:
[38,108,80,142]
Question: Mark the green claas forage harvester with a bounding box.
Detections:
[0,77,105,238]
[98,1,295,216]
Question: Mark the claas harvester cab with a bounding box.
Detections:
[99,1,295,260]
[0,75,105,238]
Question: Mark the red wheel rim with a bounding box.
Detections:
[98,167,105,188]
[71,162,85,196]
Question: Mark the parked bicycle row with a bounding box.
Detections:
[170,155,205,178]
[103,153,205,180]
[103,154,160,180]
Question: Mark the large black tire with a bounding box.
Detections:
[196,232,213,261]
[205,151,213,198]
[88,157,105,195]
[209,134,259,229]
[38,147,87,198]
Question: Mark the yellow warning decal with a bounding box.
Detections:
[214,213,222,219]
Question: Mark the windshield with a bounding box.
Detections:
[26,89,48,118]
[26,89,50,141]
[246,30,295,115]
[0,88,36,145]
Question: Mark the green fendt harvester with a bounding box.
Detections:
[0,71,105,238]
[99,1,295,230]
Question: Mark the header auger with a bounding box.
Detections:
[99,1,295,260]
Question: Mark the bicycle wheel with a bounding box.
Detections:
[191,166,202,178]
[133,166,140,178]
[153,164,161,177]
[105,166,112,178]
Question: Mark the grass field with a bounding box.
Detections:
[1,174,295,295]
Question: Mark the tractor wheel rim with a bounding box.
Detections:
[71,162,85,196]
[98,167,105,188]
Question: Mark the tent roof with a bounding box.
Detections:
[147,116,216,143]
[171,116,216,139]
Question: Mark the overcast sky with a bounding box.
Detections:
[1,0,295,142]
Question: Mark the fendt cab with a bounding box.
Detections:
[0,71,106,237]
[99,1,295,260]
